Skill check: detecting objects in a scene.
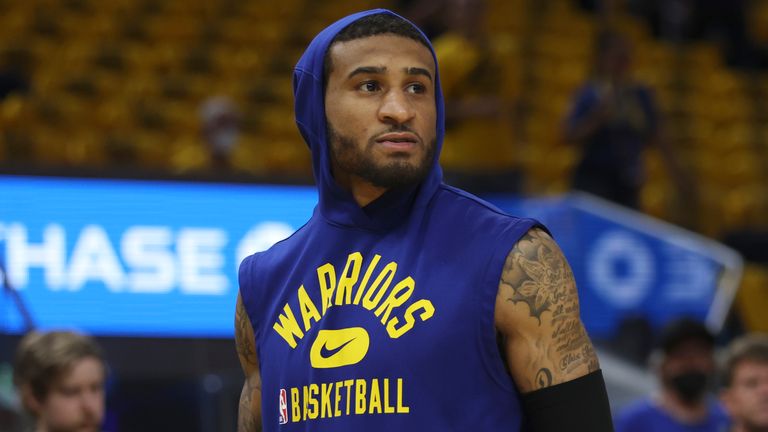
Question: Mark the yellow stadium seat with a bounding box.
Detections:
[640,181,671,220]
[485,0,526,33]
[721,185,767,230]
[65,130,105,167]
[134,129,171,170]
[735,264,768,333]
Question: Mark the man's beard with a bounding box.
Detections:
[327,124,436,189]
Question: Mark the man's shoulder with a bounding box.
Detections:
[434,184,541,237]
[615,397,661,422]
[706,398,730,425]
[616,397,730,431]
[614,398,667,432]
[573,81,602,100]
[238,219,315,274]
[435,184,522,220]
[615,398,664,432]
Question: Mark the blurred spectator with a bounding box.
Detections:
[614,318,730,432]
[720,333,768,432]
[609,315,655,366]
[564,29,690,210]
[13,331,106,432]
[200,96,241,172]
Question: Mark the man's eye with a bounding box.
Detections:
[359,82,380,92]
[744,378,760,389]
[60,387,78,397]
[406,83,426,94]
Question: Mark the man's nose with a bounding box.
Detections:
[378,90,415,125]
[81,390,103,417]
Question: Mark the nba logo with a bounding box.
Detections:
[278,389,288,424]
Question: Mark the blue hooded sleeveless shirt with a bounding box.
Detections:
[239,9,542,431]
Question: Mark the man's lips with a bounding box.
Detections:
[375,132,419,150]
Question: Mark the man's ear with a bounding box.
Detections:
[19,383,42,415]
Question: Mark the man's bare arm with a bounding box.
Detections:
[235,293,262,432]
[495,228,600,392]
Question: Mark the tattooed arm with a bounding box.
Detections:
[235,293,262,432]
[495,227,600,392]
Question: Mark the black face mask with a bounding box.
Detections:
[668,371,709,404]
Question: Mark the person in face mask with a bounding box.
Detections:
[615,318,730,432]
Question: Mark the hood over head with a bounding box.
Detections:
[293,9,445,231]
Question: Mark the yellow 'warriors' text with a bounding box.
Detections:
[273,252,435,348]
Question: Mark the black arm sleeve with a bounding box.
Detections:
[520,369,614,432]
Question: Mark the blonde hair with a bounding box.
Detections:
[13,331,104,402]
[721,333,768,387]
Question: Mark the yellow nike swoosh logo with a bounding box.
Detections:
[310,327,370,369]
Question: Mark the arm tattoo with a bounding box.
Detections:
[238,381,261,432]
[535,368,553,389]
[236,301,258,367]
[500,229,600,389]
[500,230,568,322]
[235,295,261,431]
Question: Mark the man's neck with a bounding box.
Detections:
[334,171,387,207]
[655,389,709,424]
[349,181,387,207]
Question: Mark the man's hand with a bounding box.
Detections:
[235,293,262,432]
[495,228,600,392]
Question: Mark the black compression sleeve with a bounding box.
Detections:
[520,369,614,432]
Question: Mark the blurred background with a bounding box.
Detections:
[1,0,768,430]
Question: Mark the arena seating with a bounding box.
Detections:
[1,0,767,328]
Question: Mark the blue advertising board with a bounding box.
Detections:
[0,175,316,337]
[0,176,742,339]
[491,193,742,338]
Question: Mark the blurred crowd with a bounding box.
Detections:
[1,0,767,235]
[613,319,768,432]
[4,323,767,431]
[2,0,768,430]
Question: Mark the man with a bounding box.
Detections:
[563,30,691,212]
[720,333,768,432]
[614,318,729,432]
[235,9,612,431]
[200,95,241,171]
[13,331,106,432]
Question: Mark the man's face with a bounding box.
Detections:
[661,341,715,376]
[722,360,768,430]
[660,340,715,403]
[324,33,437,189]
[37,357,105,432]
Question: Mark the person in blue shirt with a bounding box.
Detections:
[615,318,730,432]
[234,9,613,432]
[564,29,691,211]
